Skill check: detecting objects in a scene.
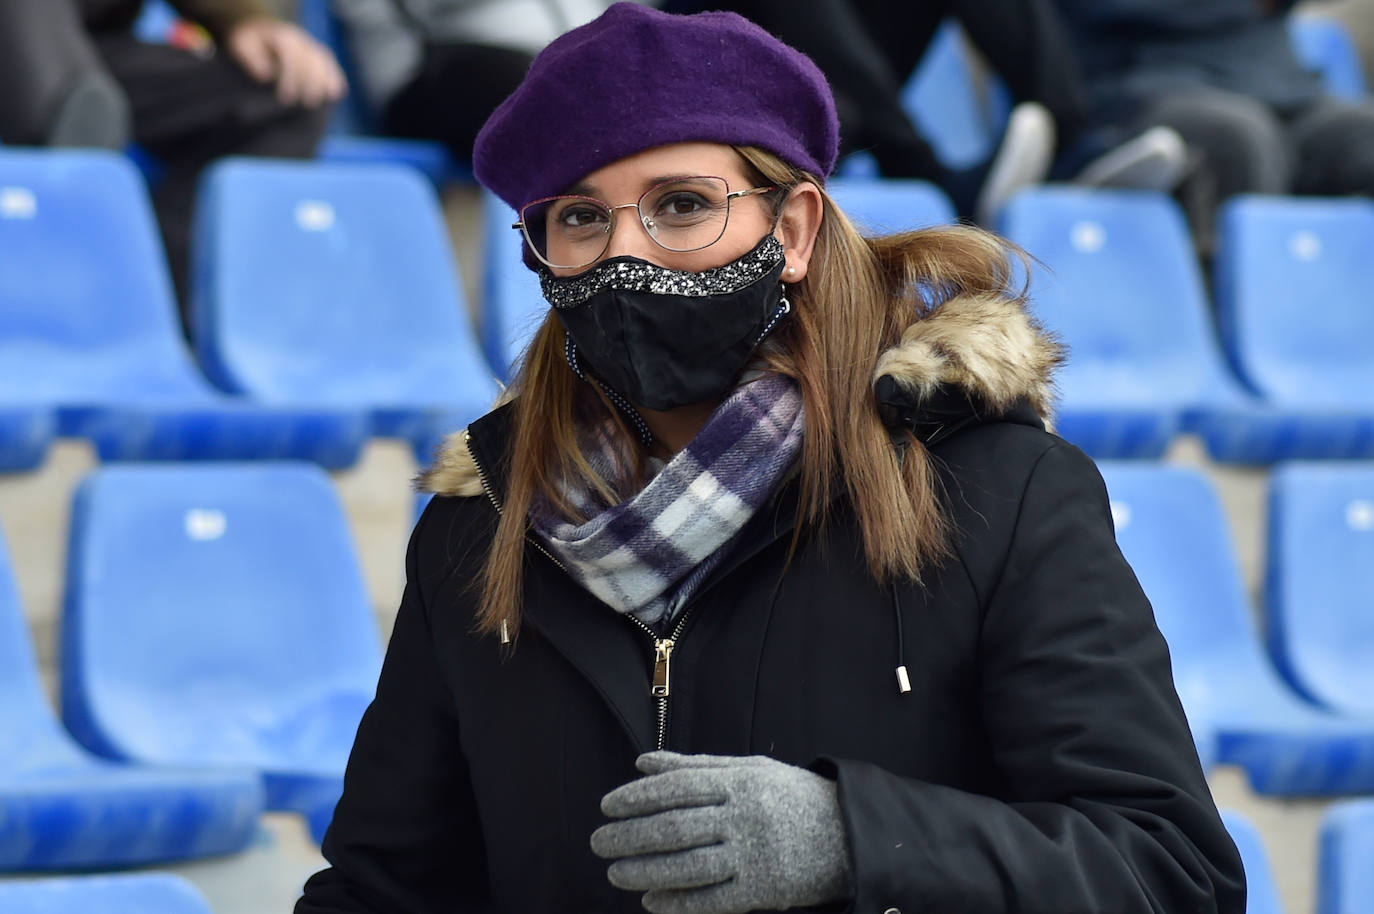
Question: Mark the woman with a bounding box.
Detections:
[297,4,1245,912]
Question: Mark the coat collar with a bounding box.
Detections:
[418,291,1062,498]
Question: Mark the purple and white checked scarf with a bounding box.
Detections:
[529,372,805,629]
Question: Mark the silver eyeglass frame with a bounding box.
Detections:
[511,177,778,270]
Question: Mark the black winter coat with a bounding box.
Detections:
[298,294,1246,914]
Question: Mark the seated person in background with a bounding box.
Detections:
[0,0,346,325]
[673,0,1187,225]
[330,0,627,165]
[1053,0,1374,220]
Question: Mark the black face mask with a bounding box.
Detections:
[539,234,791,412]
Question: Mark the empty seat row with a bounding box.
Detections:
[1102,461,1374,795]
[2,462,383,871]
[0,148,499,472]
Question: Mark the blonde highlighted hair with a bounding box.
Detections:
[475,146,1029,639]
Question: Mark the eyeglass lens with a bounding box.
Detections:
[520,176,734,269]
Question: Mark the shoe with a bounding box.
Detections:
[1074,126,1188,191]
[974,101,1056,227]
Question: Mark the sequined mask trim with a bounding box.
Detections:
[539,234,785,310]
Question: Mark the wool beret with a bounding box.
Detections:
[473,2,839,212]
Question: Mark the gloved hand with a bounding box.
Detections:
[590,751,854,914]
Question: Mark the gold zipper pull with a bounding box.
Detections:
[651,639,675,697]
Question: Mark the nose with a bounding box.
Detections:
[601,202,659,262]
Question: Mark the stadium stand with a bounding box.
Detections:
[60,463,382,843]
[826,177,958,233]
[1220,810,1287,914]
[1318,799,1374,914]
[1206,195,1374,461]
[0,147,368,466]
[999,187,1252,459]
[0,525,262,871]
[190,158,500,461]
[899,19,1006,170]
[0,405,54,473]
[1265,462,1374,717]
[1099,461,1374,795]
[0,872,214,913]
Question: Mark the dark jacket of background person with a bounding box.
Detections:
[1054,0,1323,112]
[296,294,1246,914]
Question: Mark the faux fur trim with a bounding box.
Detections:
[873,292,1063,421]
[421,292,1061,496]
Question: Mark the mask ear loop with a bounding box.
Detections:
[752,283,793,346]
[564,337,655,447]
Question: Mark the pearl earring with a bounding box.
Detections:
[787,266,796,275]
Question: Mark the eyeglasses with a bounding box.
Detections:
[513,176,777,270]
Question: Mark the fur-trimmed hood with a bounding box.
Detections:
[420,292,1062,497]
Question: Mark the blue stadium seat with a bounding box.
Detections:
[481,192,549,382]
[1318,799,1374,914]
[1099,462,1374,794]
[0,526,262,871]
[61,463,383,840]
[0,872,213,913]
[900,20,1005,169]
[1208,196,1374,461]
[0,148,368,466]
[0,406,54,472]
[1290,15,1368,101]
[999,187,1251,458]
[192,158,500,457]
[1265,462,1374,716]
[1219,810,1287,914]
[827,178,958,233]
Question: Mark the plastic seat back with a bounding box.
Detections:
[192,159,497,416]
[900,20,1001,169]
[0,527,83,770]
[1319,799,1374,914]
[1214,196,1374,407]
[1097,463,1304,718]
[1290,15,1368,100]
[0,873,213,914]
[481,192,550,381]
[0,149,208,403]
[1000,188,1236,411]
[62,463,382,766]
[1220,810,1287,914]
[827,178,957,234]
[1266,462,1374,715]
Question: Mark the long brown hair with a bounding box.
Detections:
[475,146,1027,639]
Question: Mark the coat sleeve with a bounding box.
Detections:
[824,442,1246,913]
[296,505,493,914]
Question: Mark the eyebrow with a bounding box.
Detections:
[565,174,730,198]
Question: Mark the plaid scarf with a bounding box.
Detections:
[529,373,805,630]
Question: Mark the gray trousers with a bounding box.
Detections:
[1129,86,1374,199]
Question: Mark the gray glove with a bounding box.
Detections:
[590,751,854,914]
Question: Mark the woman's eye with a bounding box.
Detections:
[558,206,608,228]
[655,193,709,219]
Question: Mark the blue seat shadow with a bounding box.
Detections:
[0,148,368,466]
[0,405,54,472]
[1266,462,1374,716]
[480,191,549,383]
[1318,799,1374,914]
[61,462,383,842]
[999,187,1252,458]
[0,527,262,871]
[1290,15,1368,101]
[827,178,957,233]
[1204,195,1374,461]
[1219,810,1287,914]
[1098,462,1374,795]
[0,872,213,913]
[192,158,500,459]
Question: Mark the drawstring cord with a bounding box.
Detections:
[891,580,911,695]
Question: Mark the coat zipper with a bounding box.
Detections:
[466,431,694,750]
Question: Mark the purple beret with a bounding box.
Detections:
[473,2,839,212]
